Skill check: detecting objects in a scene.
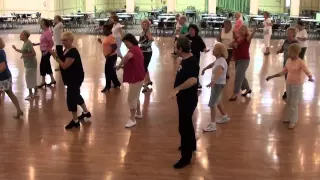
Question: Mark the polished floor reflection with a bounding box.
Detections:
[1,34,320,179]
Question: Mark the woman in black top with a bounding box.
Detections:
[139,19,154,93]
[52,32,91,130]
[169,37,199,169]
[186,24,209,89]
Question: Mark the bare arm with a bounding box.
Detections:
[266,68,287,81]
[202,62,215,74]
[301,61,312,78]
[212,66,223,81]
[277,43,284,54]
[247,28,256,42]
[217,30,222,42]
[117,52,133,68]
[146,31,154,41]
[175,77,198,91]
[56,57,75,70]
[0,61,6,73]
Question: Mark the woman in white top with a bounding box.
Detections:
[296,20,308,59]
[110,15,123,58]
[172,14,181,55]
[53,15,64,71]
[263,12,272,56]
[217,20,234,79]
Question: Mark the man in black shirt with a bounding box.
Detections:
[169,37,199,169]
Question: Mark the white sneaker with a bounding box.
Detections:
[125,120,137,128]
[25,95,32,100]
[216,115,230,124]
[203,122,217,132]
[135,113,143,119]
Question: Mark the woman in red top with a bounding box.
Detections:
[229,25,256,101]
[116,33,145,128]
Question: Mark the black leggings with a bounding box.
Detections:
[67,82,84,112]
[56,45,63,59]
[40,52,53,76]
[105,54,121,88]
[299,47,307,60]
[143,52,152,73]
[177,94,198,160]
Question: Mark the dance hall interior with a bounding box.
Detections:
[0,0,320,179]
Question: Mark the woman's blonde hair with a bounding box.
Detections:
[214,43,228,59]
[288,43,301,55]
[0,37,5,49]
[141,19,151,28]
[287,27,297,37]
[240,25,250,36]
[62,31,74,41]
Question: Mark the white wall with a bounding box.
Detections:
[0,0,54,18]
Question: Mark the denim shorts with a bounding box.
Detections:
[208,84,224,108]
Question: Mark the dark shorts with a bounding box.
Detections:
[143,51,152,73]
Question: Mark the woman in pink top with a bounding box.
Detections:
[234,12,243,33]
[266,43,314,129]
[116,33,145,128]
[33,19,56,88]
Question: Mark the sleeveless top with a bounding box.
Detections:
[221,28,233,49]
[139,30,152,52]
[123,46,146,83]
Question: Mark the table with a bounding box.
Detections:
[203,16,226,20]
[301,19,319,23]
[95,18,109,22]
[117,15,131,19]
[61,15,84,18]
[247,15,264,18]
[253,17,265,21]
[201,14,217,17]
[158,15,176,19]
[117,13,137,16]
[77,12,94,15]
[62,18,71,21]
[0,15,15,19]
[290,16,310,19]
[159,13,176,16]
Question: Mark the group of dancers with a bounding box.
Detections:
[0,11,314,169]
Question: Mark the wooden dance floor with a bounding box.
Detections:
[1,34,320,179]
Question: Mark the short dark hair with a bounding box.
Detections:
[188,24,199,35]
[54,15,63,22]
[112,15,119,22]
[297,20,304,27]
[41,18,52,27]
[103,24,113,35]
[176,37,191,53]
[122,33,138,46]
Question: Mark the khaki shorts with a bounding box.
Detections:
[127,81,143,109]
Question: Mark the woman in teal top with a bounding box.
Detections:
[0,37,23,118]
[13,30,38,100]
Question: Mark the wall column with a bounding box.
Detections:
[167,0,175,13]
[250,0,259,15]
[126,0,135,13]
[85,0,95,12]
[208,0,216,14]
[290,0,300,16]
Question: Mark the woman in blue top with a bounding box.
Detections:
[0,37,23,118]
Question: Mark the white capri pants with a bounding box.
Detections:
[127,81,144,109]
[264,34,271,47]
